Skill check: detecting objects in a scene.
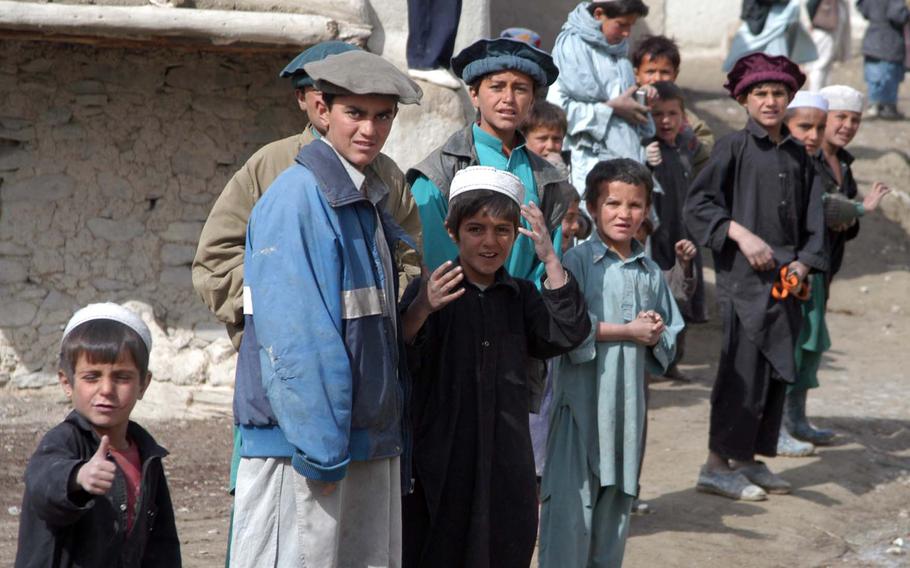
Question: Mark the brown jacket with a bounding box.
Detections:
[192,127,422,347]
[686,108,715,178]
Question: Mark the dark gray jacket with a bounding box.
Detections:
[406,125,577,238]
[16,411,180,568]
[858,0,910,62]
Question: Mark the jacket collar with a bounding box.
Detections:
[835,146,855,165]
[296,139,388,208]
[65,410,169,460]
[441,124,567,188]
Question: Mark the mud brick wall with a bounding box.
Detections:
[0,40,303,388]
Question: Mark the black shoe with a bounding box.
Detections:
[879,104,905,120]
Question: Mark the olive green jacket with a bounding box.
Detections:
[687,108,715,178]
[192,128,422,348]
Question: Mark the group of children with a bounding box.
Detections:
[15,1,894,567]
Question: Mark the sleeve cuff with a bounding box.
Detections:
[647,331,676,375]
[292,452,350,482]
[796,251,828,273]
[568,313,598,365]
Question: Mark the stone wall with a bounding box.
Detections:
[0,40,305,388]
[0,35,472,389]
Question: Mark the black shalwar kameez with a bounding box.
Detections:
[401,264,590,568]
[685,118,827,461]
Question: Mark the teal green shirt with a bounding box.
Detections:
[411,124,562,284]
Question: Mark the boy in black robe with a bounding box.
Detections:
[400,166,590,568]
[644,80,709,382]
[685,53,827,501]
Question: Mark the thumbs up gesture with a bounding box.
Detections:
[76,435,117,495]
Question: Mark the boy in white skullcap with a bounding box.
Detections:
[16,303,180,568]
[785,91,830,156]
[399,165,590,567]
[775,84,893,449]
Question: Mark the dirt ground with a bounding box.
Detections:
[2,54,909,567]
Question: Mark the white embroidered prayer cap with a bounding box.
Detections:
[787,90,829,111]
[62,302,152,352]
[449,166,525,206]
[819,85,865,113]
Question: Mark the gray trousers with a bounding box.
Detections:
[230,456,402,568]
[539,409,634,568]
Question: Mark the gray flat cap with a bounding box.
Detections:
[304,51,423,105]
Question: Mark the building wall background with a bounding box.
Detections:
[0,41,302,387]
[0,0,875,388]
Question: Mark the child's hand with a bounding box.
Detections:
[608,86,649,125]
[645,141,662,167]
[674,239,697,262]
[519,203,556,264]
[787,260,809,286]
[76,435,116,495]
[628,313,665,346]
[419,261,465,313]
[729,224,774,271]
[863,181,891,212]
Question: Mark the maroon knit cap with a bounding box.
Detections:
[724,52,806,98]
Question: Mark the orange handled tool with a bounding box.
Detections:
[771,266,811,301]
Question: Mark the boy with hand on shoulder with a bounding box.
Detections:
[539,159,683,568]
[777,86,891,454]
[16,303,180,568]
[548,0,657,191]
[686,53,827,501]
[234,51,422,567]
[400,166,590,568]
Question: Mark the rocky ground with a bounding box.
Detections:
[1,54,909,567]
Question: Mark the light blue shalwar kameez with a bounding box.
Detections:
[410,123,562,282]
[723,0,819,72]
[547,3,656,193]
[539,236,683,568]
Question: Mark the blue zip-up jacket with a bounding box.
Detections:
[240,139,412,483]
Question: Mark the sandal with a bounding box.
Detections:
[696,466,767,501]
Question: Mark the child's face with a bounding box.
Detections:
[593,9,638,45]
[525,125,564,159]
[561,200,582,246]
[786,107,827,155]
[652,98,684,145]
[319,93,397,170]
[587,180,649,255]
[296,86,327,134]
[59,350,149,440]
[470,70,535,139]
[824,109,862,149]
[635,54,678,86]
[448,207,516,287]
[741,83,790,132]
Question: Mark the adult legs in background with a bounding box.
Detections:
[406,0,462,88]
